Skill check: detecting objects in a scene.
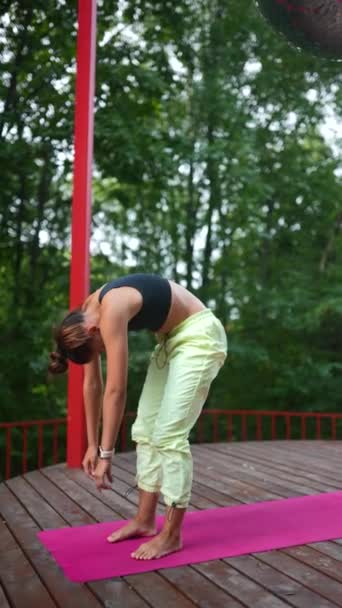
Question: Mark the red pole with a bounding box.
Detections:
[67,0,97,468]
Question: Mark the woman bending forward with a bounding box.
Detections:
[49,273,227,560]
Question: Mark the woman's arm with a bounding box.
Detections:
[83,355,103,448]
[99,304,128,451]
[91,293,131,491]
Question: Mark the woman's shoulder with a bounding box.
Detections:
[82,288,105,311]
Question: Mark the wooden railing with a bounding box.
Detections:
[2,410,342,481]
[0,418,66,481]
[194,409,342,443]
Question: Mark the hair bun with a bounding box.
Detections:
[48,350,68,375]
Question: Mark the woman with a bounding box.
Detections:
[49,273,227,560]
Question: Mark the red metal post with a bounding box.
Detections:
[256,414,262,440]
[285,414,291,440]
[301,415,306,439]
[5,428,11,480]
[22,427,28,474]
[227,413,233,441]
[242,413,247,441]
[38,424,44,469]
[67,0,97,468]
[53,423,59,464]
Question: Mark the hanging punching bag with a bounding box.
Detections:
[256,0,342,59]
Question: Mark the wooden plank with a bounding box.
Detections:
[0,583,11,608]
[0,516,56,608]
[25,470,95,526]
[306,541,342,562]
[237,442,342,483]
[0,483,102,608]
[257,550,342,606]
[126,572,197,608]
[161,566,245,608]
[5,476,155,608]
[272,442,342,462]
[315,443,342,459]
[192,446,313,498]
[192,560,294,608]
[4,473,158,608]
[41,466,122,522]
[191,479,241,507]
[204,443,340,493]
[202,446,336,516]
[66,467,141,519]
[226,554,339,608]
[6,475,70,531]
[284,545,342,584]
[201,458,335,500]
[191,459,284,502]
[89,578,151,608]
[199,444,340,494]
[277,445,342,481]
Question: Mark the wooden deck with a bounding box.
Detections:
[1,441,342,608]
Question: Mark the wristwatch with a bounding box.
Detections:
[98,446,115,460]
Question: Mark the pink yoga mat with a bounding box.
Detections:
[38,492,342,582]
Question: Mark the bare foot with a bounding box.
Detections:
[107,519,157,543]
[131,531,182,559]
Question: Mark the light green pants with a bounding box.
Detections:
[131,309,227,508]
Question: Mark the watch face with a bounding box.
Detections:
[99,446,113,459]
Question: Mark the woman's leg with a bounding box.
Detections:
[108,346,168,543]
[107,488,160,543]
[132,316,227,558]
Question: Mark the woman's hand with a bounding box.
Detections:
[82,445,98,478]
[93,458,113,491]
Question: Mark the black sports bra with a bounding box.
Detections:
[98,273,172,332]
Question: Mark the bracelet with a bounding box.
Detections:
[98,446,115,460]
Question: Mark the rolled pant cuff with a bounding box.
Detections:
[137,480,161,494]
[164,496,189,509]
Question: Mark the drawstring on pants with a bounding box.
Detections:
[167,501,178,522]
[125,484,138,498]
[155,335,170,370]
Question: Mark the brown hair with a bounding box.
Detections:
[48,309,95,374]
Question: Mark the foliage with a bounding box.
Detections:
[0,0,341,431]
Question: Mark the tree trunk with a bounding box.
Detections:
[200,2,222,302]
[28,143,53,299]
[201,123,221,300]
[319,212,342,273]
[185,156,195,289]
[260,199,275,286]
[12,173,27,307]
